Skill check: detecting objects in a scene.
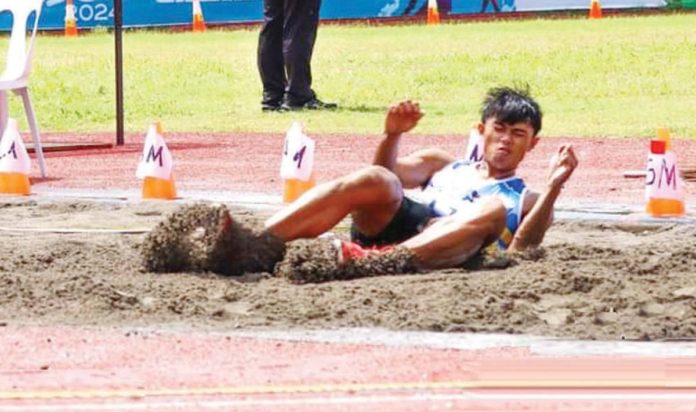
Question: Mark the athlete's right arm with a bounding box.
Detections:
[373,100,424,172]
[373,101,453,188]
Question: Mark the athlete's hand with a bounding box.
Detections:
[547,144,578,189]
[384,100,424,136]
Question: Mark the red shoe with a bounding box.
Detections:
[335,239,394,263]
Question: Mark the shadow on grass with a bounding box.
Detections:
[341,104,385,114]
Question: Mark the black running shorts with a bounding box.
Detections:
[350,197,436,247]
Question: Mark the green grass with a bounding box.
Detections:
[7,13,696,138]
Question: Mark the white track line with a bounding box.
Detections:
[1,392,696,411]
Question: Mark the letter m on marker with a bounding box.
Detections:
[146,145,164,167]
[660,159,677,190]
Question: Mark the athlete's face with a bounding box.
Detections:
[479,117,539,175]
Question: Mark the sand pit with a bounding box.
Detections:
[1,198,695,341]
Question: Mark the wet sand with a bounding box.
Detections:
[1,199,695,341]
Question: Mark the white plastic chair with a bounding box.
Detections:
[0,0,45,177]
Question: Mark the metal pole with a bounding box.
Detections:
[115,0,124,146]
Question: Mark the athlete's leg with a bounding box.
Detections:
[400,198,506,269]
[265,165,403,241]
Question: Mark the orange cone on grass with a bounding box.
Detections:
[136,121,177,200]
[65,0,78,37]
[0,119,32,196]
[280,122,316,203]
[589,0,602,19]
[427,0,441,25]
[645,128,685,217]
[192,0,206,32]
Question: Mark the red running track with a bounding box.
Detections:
[28,132,696,205]
[2,326,696,411]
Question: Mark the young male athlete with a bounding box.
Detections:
[263,86,577,269]
[143,86,577,275]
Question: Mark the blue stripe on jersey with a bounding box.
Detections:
[475,177,526,250]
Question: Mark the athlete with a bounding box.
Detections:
[261,86,578,269]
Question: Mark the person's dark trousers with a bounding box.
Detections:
[258,0,286,106]
[257,0,321,107]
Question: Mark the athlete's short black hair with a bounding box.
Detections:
[481,86,543,136]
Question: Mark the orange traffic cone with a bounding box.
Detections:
[65,0,78,37]
[192,0,206,32]
[136,122,177,200]
[0,119,32,196]
[589,0,602,19]
[427,0,441,25]
[280,122,316,203]
[645,128,685,217]
[142,175,177,200]
[283,173,316,203]
[656,127,672,150]
[0,171,30,195]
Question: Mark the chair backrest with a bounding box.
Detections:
[0,0,42,81]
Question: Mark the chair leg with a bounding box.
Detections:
[0,90,8,139]
[19,88,46,178]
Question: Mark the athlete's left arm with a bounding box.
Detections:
[509,145,578,250]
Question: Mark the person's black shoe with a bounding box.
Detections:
[261,101,282,112]
[281,98,338,111]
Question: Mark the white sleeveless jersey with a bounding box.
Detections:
[408,160,528,249]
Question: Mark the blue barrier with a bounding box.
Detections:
[1,0,667,31]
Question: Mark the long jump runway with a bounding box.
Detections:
[3,133,696,410]
[2,326,696,411]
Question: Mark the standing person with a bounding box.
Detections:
[257,0,337,111]
[481,0,501,13]
[143,86,578,278]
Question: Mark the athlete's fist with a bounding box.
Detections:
[547,144,578,189]
[384,100,424,136]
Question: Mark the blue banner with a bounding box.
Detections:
[39,0,262,29]
[1,0,668,31]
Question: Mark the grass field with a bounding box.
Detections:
[9,13,696,138]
